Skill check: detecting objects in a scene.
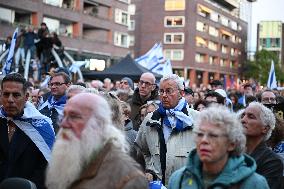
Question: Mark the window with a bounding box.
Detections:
[221,45,228,54]
[114,32,129,48]
[129,35,135,46]
[208,41,218,51]
[208,26,218,37]
[209,56,218,65]
[165,0,185,11]
[210,12,218,22]
[196,36,207,47]
[196,21,208,32]
[197,4,211,18]
[118,0,130,4]
[164,49,184,61]
[115,9,129,26]
[164,33,184,44]
[129,20,135,30]
[230,21,237,30]
[128,4,136,15]
[220,59,225,67]
[195,53,206,63]
[164,16,185,27]
[220,16,229,26]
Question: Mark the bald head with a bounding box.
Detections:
[140,72,156,84]
[138,72,156,99]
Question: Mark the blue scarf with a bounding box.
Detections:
[39,95,67,116]
[158,97,193,131]
[0,101,55,162]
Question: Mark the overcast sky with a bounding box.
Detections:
[250,0,284,51]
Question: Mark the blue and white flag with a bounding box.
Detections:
[267,60,277,89]
[69,61,86,73]
[135,43,165,70]
[2,27,18,75]
[38,95,67,116]
[0,101,55,162]
[135,43,174,76]
[151,59,173,76]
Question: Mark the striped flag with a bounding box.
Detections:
[135,43,173,76]
[2,27,18,75]
[135,43,165,70]
[267,60,277,89]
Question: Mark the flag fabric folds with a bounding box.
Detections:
[135,43,173,76]
[267,60,277,89]
[2,27,18,75]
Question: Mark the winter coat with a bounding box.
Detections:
[250,141,284,189]
[168,149,269,189]
[129,87,159,131]
[135,104,199,184]
[70,141,148,189]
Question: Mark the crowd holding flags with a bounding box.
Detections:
[267,60,277,89]
[2,27,18,75]
[135,42,173,76]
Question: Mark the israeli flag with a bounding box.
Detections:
[2,27,18,75]
[151,59,173,76]
[267,60,277,89]
[135,43,165,69]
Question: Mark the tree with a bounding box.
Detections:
[243,50,284,86]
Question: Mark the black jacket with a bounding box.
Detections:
[0,118,47,189]
[250,141,284,189]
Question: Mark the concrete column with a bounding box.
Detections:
[214,72,220,80]
[202,71,209,86]
[189,69,196,87]
[73,22,82,38]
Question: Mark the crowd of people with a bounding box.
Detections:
[0,69,283,189]
[1,22,63,82]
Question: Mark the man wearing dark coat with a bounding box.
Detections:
[241,101,283,189]
[0,73,55,189]
[129,72,159,131]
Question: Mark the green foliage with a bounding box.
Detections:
[243,50,284,85]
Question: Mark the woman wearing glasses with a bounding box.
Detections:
[168,105,269,189]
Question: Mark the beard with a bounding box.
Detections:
[46,118,104,189]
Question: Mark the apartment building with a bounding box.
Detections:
[0,0,131,66]
[130,0,248,87]
[257,21,284,67]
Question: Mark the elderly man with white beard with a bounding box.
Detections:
[45,93,148,189]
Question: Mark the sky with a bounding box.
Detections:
[250,0,284,51]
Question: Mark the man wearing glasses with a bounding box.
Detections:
[130,72,159,131]
[39,72,70,133]
[135,74,199,185]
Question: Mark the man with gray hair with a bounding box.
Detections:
[241,102,283,189]
[46,93,148,189]
[135,74,199,185]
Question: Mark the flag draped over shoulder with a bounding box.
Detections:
[135,43,173,76]
[2,27,18,75]
[0,101,55,162]
[267,60,277,89]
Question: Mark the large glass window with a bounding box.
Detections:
[115,9,129,26]
[164,49,184,61]
[114,32,129,48]
[164,33,184,44]
[164,16,185,27]
[195,53,206,63]
[165,0,185,11]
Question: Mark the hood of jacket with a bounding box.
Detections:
[184,149,257,188]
